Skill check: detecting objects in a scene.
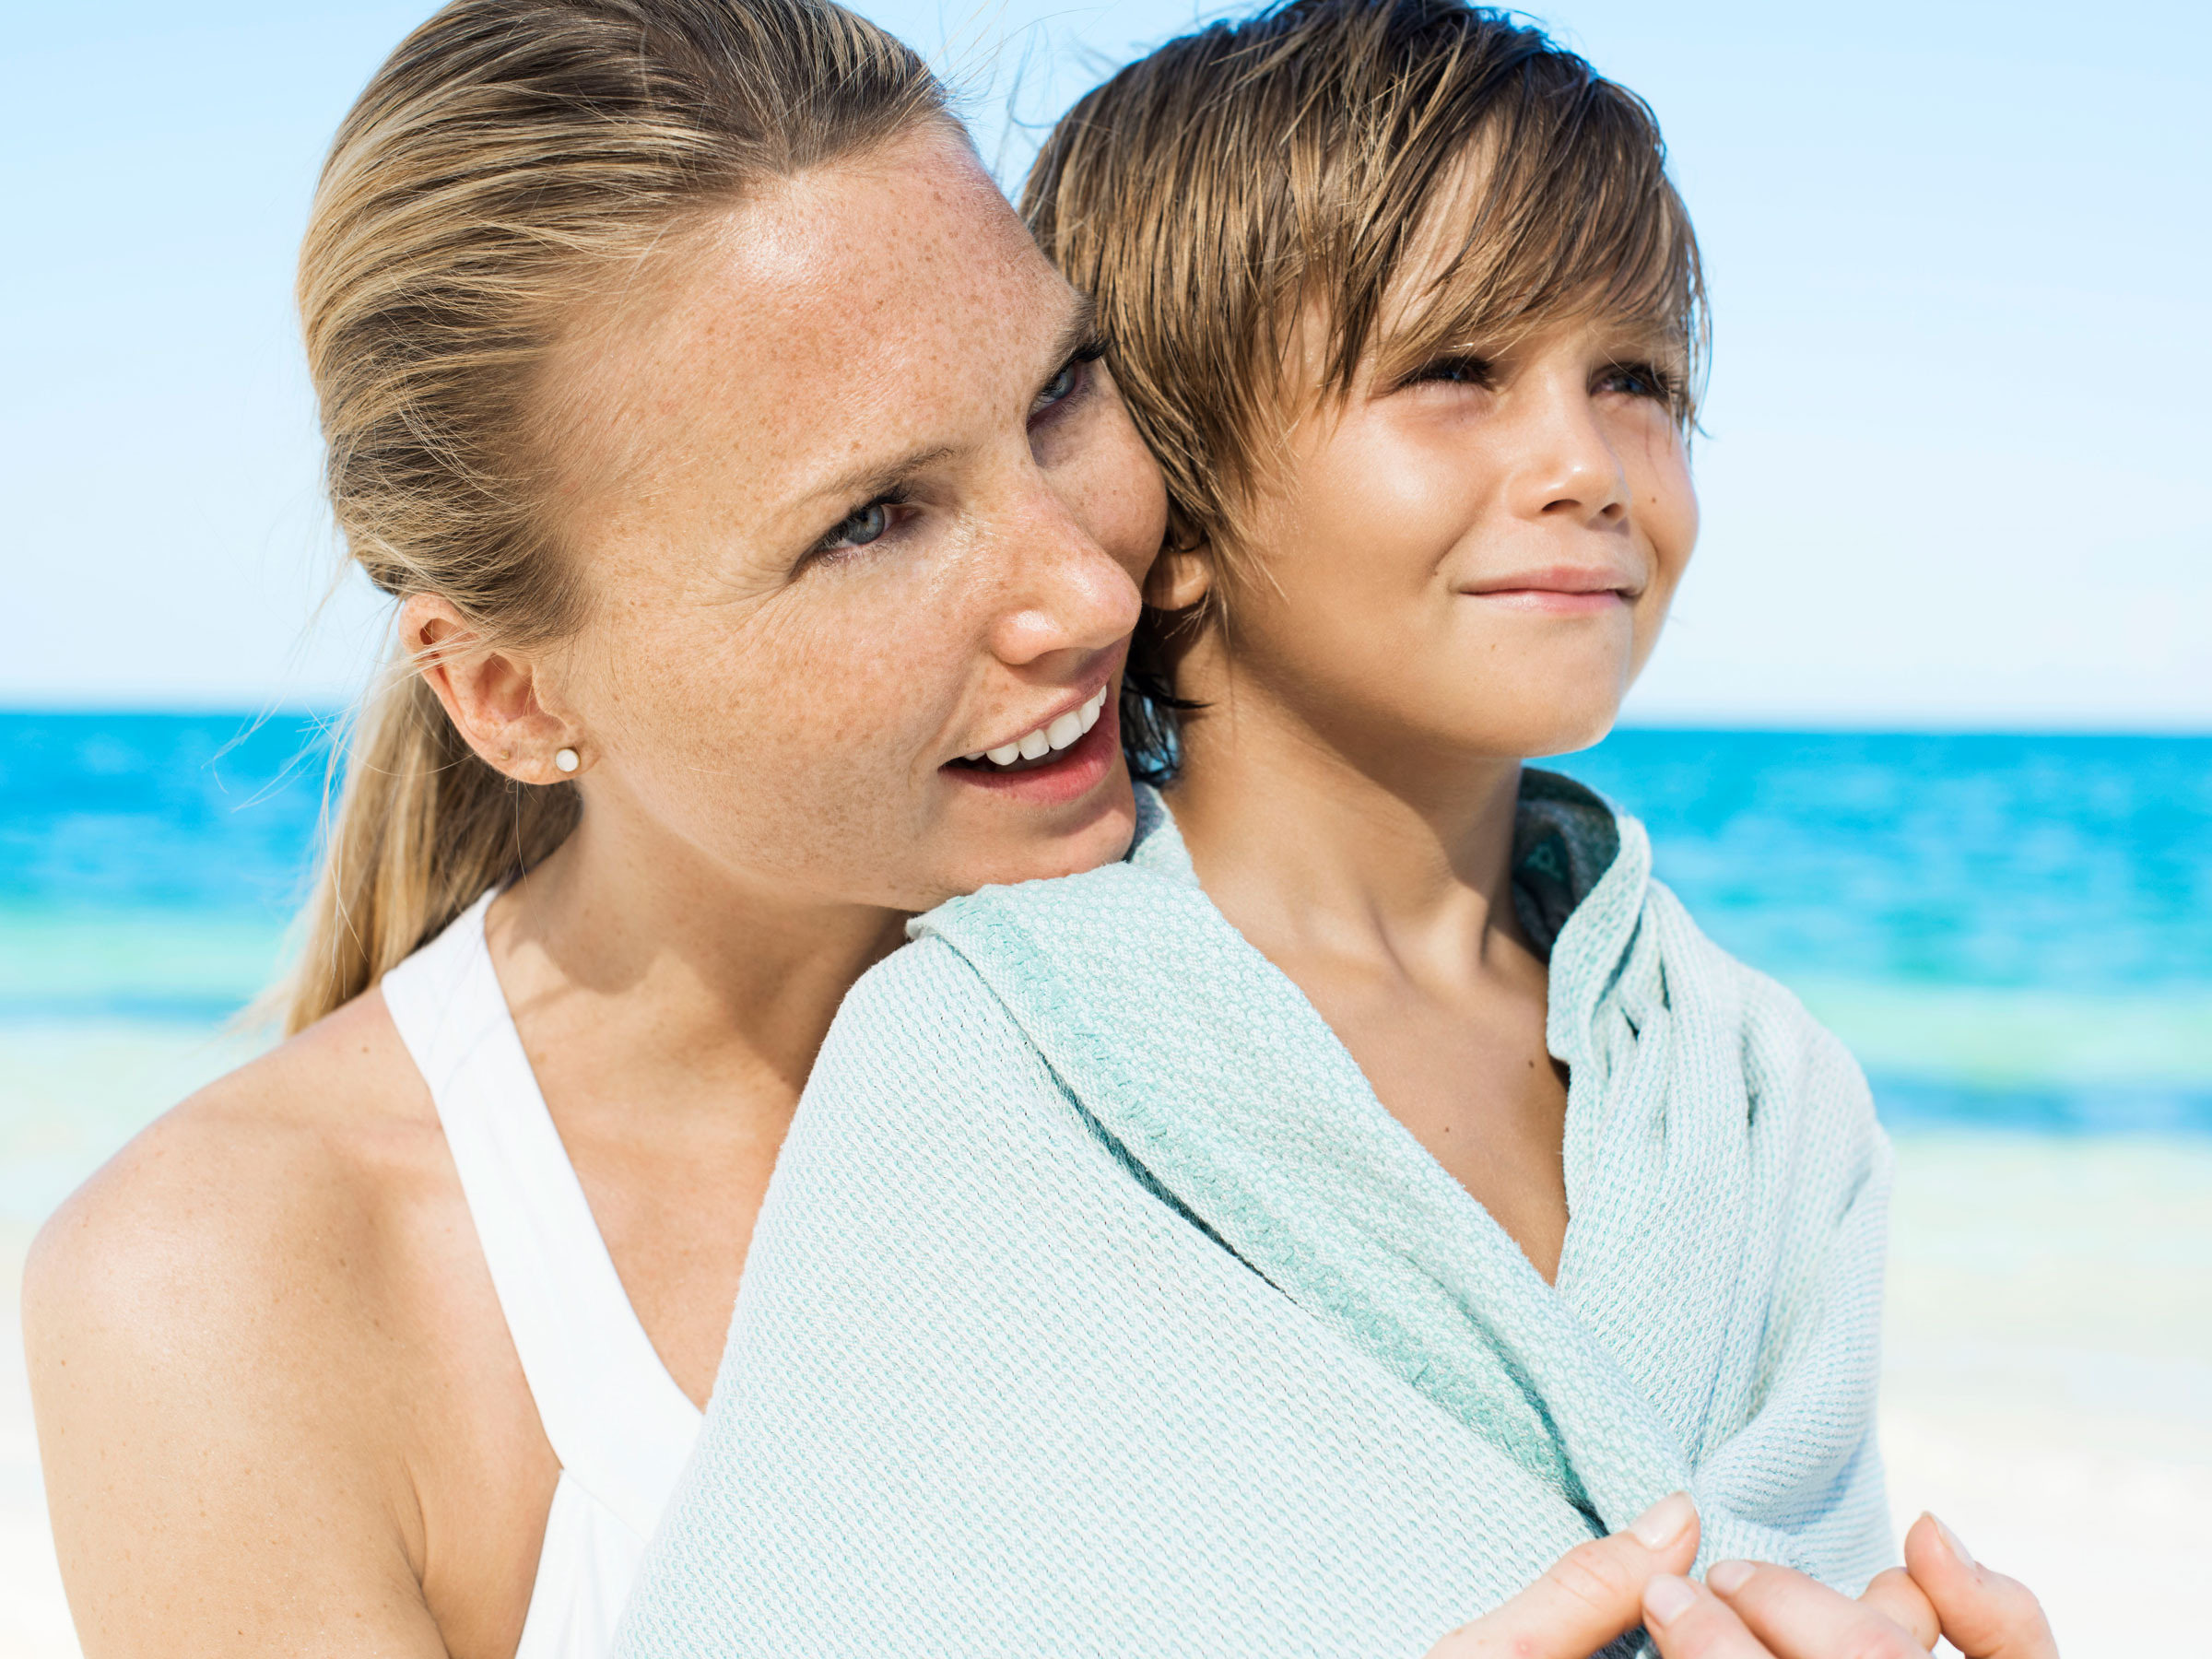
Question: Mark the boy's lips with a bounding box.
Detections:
[1459,562,1641,615]
[1472,587,1631,616]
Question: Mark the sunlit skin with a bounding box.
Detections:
[23,124,1165,1659]
[1159,296,1697,1283]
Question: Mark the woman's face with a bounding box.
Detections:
[531,126,1167,911]
[1186,304,1697,774]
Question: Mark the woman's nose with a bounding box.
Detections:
[983,487,1145,667]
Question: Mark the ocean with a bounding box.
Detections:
[5,711,2206,1118]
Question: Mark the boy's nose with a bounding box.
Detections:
[1506,389,1631,527]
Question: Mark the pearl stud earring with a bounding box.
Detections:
[554,747,580,774]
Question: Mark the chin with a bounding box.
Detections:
[1469,689,1625,764]
[933,804,1137,905]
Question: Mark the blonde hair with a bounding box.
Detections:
[286,0,946,1032]
[1021,0,1704,775]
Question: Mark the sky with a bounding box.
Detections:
[2,1,2206,726]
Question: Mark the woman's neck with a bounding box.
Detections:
[1166,675,1533,987]
[486,806,908,1124]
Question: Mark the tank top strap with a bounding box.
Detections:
[381,892,702,1541]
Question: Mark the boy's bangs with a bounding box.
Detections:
[1363,86,1705,418]
[1023,0,1708,562]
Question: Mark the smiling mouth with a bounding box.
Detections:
[948,685,1112,772]
[1461,565,1641,604]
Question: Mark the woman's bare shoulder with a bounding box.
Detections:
[25,988,447,1342]
[19,988,479,1653]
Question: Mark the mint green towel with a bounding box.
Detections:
[618,775,1894,1658]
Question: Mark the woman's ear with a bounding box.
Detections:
[400,594,578,785]
[1144,534,1214,613]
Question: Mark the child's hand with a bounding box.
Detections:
[1638,1512,2056,1659]
[1895,1512,2057,1658]
[1423,1491,1701,1659]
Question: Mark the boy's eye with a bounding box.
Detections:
[1405,354,1492,389]
[1599,361,1674,401]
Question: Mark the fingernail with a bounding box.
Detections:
[1705,1559,1755,1595]
[1643,1573,1698,1628]
[1630,1490,1695,1549]
[1929,1512,1976,1570]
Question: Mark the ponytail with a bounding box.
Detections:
[279,0,946,1029]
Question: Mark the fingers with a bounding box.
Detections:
[1860,1567,1942,1651]
[1900,1513,2058,1659]
[1701,1559,1928,1658]
[1641,1571,1775,1658]
[1427,1491,1701,1659]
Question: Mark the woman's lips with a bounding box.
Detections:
[960,683,1112,769]
[943,694,1121,807]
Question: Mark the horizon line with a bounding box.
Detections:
[3,702,2208,742]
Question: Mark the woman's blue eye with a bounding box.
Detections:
[1037,363,1079,407]
[1033,344,1105,418]
[825,501,890,550]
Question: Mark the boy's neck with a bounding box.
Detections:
[1165,672,1535,982]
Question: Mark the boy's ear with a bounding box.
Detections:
[1144,537,1214,612]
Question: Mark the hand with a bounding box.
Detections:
[1638,1512,2056,1659]
[1893,1512,2057,1659]
[1425,1491,1700,1658]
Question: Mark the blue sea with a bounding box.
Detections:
[2,712,2207,1181]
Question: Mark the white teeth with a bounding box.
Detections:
[964,752,984,762]
[971,686,1112,769]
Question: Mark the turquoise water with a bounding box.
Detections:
[3,712,2208,1134]
[1565,731,2212,1134]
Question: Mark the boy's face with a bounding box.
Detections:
[1184,305,1697,770]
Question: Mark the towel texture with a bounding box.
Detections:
[618,775,1894,1659]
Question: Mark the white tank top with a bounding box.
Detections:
[381,892,704,1659]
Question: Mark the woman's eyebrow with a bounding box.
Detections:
[802,444,958,512]
[790,296,1103,514]
[1040,292,1102,373]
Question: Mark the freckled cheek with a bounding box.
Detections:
[585,592,900,795]
[1066,418,1171,586]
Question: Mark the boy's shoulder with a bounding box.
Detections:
[811,933,1061,1125]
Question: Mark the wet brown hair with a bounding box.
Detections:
[286,0,947,1031]
[1021,0,1705,776]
